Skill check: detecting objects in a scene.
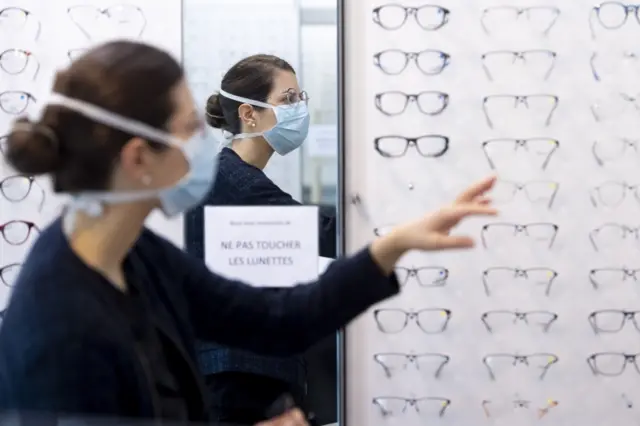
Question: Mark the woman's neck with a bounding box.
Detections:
[68,204,150,291]
[231,137,274,170]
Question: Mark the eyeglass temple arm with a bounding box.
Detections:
[542,8,561,36]
[481,98,494,128]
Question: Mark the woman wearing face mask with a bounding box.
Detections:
[185,55,337,424]
[0,41,497,423]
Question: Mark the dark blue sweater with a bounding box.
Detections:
[185,148,337,388]
[0,218,398,419]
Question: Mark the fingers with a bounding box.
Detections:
[255,409,309,426]
[433,234,476,250]
[454,175,497,204]
[451,204,498,219]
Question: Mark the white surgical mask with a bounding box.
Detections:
[217,89,310,155]
[43,93,218,219]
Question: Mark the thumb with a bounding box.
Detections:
[433,234,476,250]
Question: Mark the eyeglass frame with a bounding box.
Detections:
[373,308,452,334]
[482,138,560,170]
[590,50,640,82]
[589,267,640,290]
[480,6,561,36]
[375,91,449,116]
[372,396,451,417]
[481,50,557,81]
[0,90,37,115]
[588,309,640,334]
[0,7,42,41]
[482,352,559,381]
[492,179,559,209]
[587,352,640,376]
[0,220,39,245]
[372,352,450,378]
[592,138,639,166]
[67,4,148,40]
[0,49,40,80]
[374,135,449,158]
[373,49,451,76]
[482,94,559,129]
[480,222,559,249]
[0,175,45,211]
[393,266,449,287]
[372,4,450,31]
[482,267,558,297]
[481,310,558,333]
[589,223,640,251]
[589,2,640,39]
[590,181,640,207]
[0,262,21,287]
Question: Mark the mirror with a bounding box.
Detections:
[182,0,339,424]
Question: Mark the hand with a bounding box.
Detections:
[396,174,498,251]
[255,408,309,426]
[370,175,498,274]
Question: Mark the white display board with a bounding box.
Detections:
[0,0,183,310]
[342,1,640,425]
[182,0,303,199]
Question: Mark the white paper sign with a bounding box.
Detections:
[204,206,320,287]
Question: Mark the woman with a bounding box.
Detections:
[186,54,337,424]
[0,41,497,423]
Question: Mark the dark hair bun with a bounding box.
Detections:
[205,93,228,129]
[6,117,62,175]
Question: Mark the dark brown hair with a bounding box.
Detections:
[205,54,295,134]
[5,40,183,192]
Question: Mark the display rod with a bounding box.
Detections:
[0,0,183,312]
[340,0,640,425]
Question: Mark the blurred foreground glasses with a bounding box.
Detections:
[593,138,640,166]
[482,310,558,333]
[375,91,449,116]
[481,6,560,36]
[0,91,37,115]
[374,135,449,158]
[0,49,39,80]
[591,181,640,207]
[588,352,640,376]
[589,309,640,333]
[0,7,41,40]
[374,49,450,75]
[482,397,559,419]
[0,175,45,211]
[589,223,640,251]
[372,396,450,417]
[0,220,39,245]
[482,94,558,128]
[590,2,640,38]
[482,267,558,297]
[373,352,450,378]
[483,352,559,380]
[374,308,451,334]
[481,50,556,81]
[67,4,147,40]
[482,138,560,170]
[481,223,558,249]
[589,267,640,290]
[0,263,21,287]
[491,180,558,208]
[372,4,450,30]
[394,266,448,287]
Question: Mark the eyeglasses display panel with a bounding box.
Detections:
[341,0,640,424]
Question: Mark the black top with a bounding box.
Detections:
[185,147,337,386]
[0,218,398,420]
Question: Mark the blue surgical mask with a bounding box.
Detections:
[217,89,310,155]
[42,93,218,219]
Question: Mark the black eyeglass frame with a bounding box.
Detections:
[374,135,449,158]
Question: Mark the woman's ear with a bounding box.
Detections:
[238,104,256,129]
